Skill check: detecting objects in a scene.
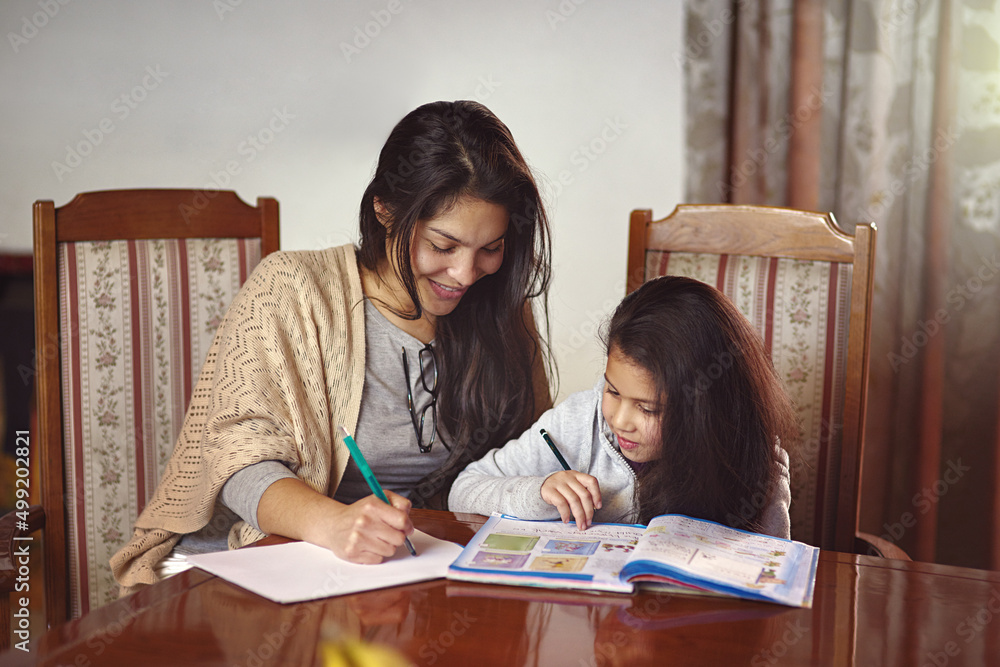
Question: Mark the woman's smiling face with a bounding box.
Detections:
[405,196,508,319]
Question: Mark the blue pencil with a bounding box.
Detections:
[338,425,417,557]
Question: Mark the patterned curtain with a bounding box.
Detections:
[684,0,1000,568]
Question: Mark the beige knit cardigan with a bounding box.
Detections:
[110,245,366,592]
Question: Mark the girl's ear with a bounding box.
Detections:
[373,197,391,229]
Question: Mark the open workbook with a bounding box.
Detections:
[446,513,820,608]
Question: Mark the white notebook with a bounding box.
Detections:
[187,529,464,604]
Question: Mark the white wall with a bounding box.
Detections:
[0,0,683,399]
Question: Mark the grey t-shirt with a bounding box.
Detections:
[332,299,451,503]
[176,300,449,554]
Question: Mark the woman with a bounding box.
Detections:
[111,101,553,591]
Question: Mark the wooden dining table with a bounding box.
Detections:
[5,508,1000,666]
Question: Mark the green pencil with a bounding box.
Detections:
[338,425,417,557]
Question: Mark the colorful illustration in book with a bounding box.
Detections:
[469,551,530,569]
[601,542,636,554]
[757,568,786,585]
[530,556,588,573]
[542,539,601,556]
[481,533,540,552]
[693,534,734,549]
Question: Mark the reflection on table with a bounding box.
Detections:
[5,509,1000,666]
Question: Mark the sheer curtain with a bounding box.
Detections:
[684,0,1000,568]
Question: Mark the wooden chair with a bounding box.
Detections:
[1,189,279,645]
[627,204,904,558]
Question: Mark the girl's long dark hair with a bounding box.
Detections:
[604,276,798,529]
[357,101,552,507]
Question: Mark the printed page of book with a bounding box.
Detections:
[620,515,819,607]
[448,514,643,593]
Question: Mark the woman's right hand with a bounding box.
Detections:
[313,491,415,563]
[257,478,414,564]
[540,471,602,531]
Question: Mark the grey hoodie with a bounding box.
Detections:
[449,379,791,538]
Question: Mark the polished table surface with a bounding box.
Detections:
[6,509,1000,666]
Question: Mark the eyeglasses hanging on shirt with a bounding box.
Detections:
[402,343,449,453]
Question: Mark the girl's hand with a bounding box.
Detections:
[540,471,603,530]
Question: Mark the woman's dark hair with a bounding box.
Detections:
[357,100,552,507]
[603,276,798,529]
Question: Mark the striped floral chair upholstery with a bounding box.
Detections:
[3,190,278,631]
[626,204,889,555]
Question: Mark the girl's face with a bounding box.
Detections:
[392,196,508,320]
[601,346,663,464]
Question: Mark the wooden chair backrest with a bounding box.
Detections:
[627,204,876,553]
[33,189,279,625]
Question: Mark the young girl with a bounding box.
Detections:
[450,275,798,537]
